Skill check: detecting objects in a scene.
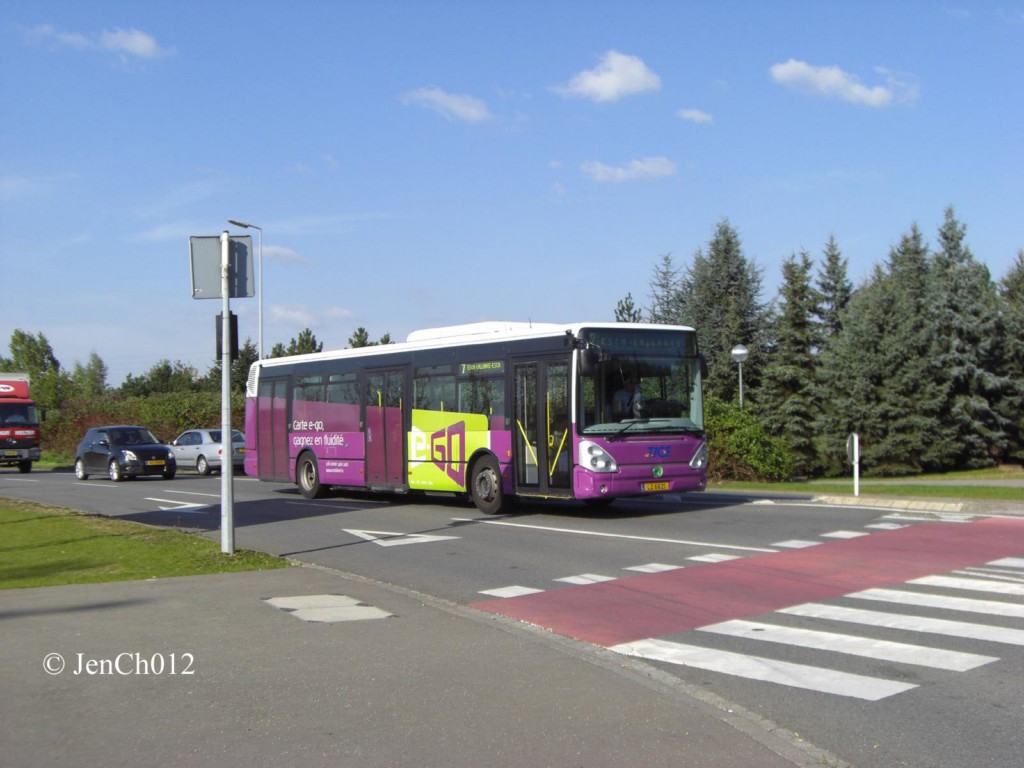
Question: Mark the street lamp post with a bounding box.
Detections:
[227,219,263,358]
[730,344,749,408]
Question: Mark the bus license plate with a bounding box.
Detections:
[643,481,670,492]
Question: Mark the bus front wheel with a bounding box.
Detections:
[470,455,506,515]
[297,453,327,499]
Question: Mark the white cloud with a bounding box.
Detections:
[271,305,316,327]
[581,156,677,183]
[25,24,174,59]
[769,59,913,107]
[554,50,661,102]
[400,87,494,122]
[677,108,713,124]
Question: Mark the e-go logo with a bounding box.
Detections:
[644,446,672,459]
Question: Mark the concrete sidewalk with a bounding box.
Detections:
[1,564,827,768]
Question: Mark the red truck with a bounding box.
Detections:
[0,373,42,473]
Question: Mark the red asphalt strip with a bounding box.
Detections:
[470,517,1024,647]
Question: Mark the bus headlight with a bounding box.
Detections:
[579,441,618,473]
[689,440,708,469]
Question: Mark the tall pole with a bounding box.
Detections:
[219,231,235,555]
[738,360,744,409]
[257,225,263,359]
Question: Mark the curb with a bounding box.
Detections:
[813,495,964,513]
[813,495,1024,517]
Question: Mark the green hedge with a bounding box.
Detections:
[42,392,245,461]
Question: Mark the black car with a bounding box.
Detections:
[74,425,176,481]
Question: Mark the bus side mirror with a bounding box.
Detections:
[580,347,600,376]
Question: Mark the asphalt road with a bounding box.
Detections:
[4,467,1024,768]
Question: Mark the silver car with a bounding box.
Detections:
[170,429,245,475]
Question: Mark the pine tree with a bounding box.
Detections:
[816,235,852,341]
[929,207,1008,467]
[646,253,684,325]
[818,226,947,475]
[614,292,644,323]
[755,251,823,476]
[996,251,1024,462]
[677,220,767,403]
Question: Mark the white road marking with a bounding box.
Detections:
[478,586,544,598]
[555,573,616,585]
[771,539,820,549]
[990,557,1024,569]
[909,574,1024,596]
[698,619,996,671]
[610,638,917,701]
[849,588,1024,619]
[450,517,777,553]
[821,530,870,539]
[145,498,209,513]
[626,563,683,573]
[688,553,741,563]
[344,529,460,547]
[781,603,1024,646]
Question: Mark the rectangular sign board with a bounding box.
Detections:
[189,235,254,299]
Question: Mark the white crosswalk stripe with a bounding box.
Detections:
[780,602,1024,646]
[850,587,1024,618]
[697,619,997,670]
[610,557,1024,701]
[610,638,918,701]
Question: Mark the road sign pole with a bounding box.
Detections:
[220,231,235,555]
[847,432,860,498]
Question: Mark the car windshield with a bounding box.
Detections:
[110,428,160,445]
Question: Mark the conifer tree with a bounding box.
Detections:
[816,235,852,341]
[677,220,767,403]
[929,207,1008,467]
[614,292,644,323]
[755,251,823,475]
[646,253,684,325]
[996,251,1024,462]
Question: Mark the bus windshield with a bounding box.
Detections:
[577,328,704,436]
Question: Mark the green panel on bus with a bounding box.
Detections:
[409,410,490,492]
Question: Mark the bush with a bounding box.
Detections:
[42,391,245,461]
[705,395,794,482]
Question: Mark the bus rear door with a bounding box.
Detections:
[365,368,407,488]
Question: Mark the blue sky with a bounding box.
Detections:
[2,1,1022,385]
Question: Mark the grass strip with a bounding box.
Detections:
[1,499,288,590]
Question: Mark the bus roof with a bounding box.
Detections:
[252,321,697,372]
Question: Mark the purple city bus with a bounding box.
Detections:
[244,322,707,513]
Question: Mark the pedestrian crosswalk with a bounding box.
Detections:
[474,516,1024,702]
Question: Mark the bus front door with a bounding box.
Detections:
[365,368,406,488]
[513,359,571,499]
[257,377,289,481]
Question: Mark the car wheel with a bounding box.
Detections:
[297,453,326,499]
[74,458,89,481]
[196,455,211,476]
[108,460,124,482]
[470,454,507,514]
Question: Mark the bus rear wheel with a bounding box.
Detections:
[297,453,327,499]
[470,455,506,515]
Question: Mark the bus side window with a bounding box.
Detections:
[414,366,455,412]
